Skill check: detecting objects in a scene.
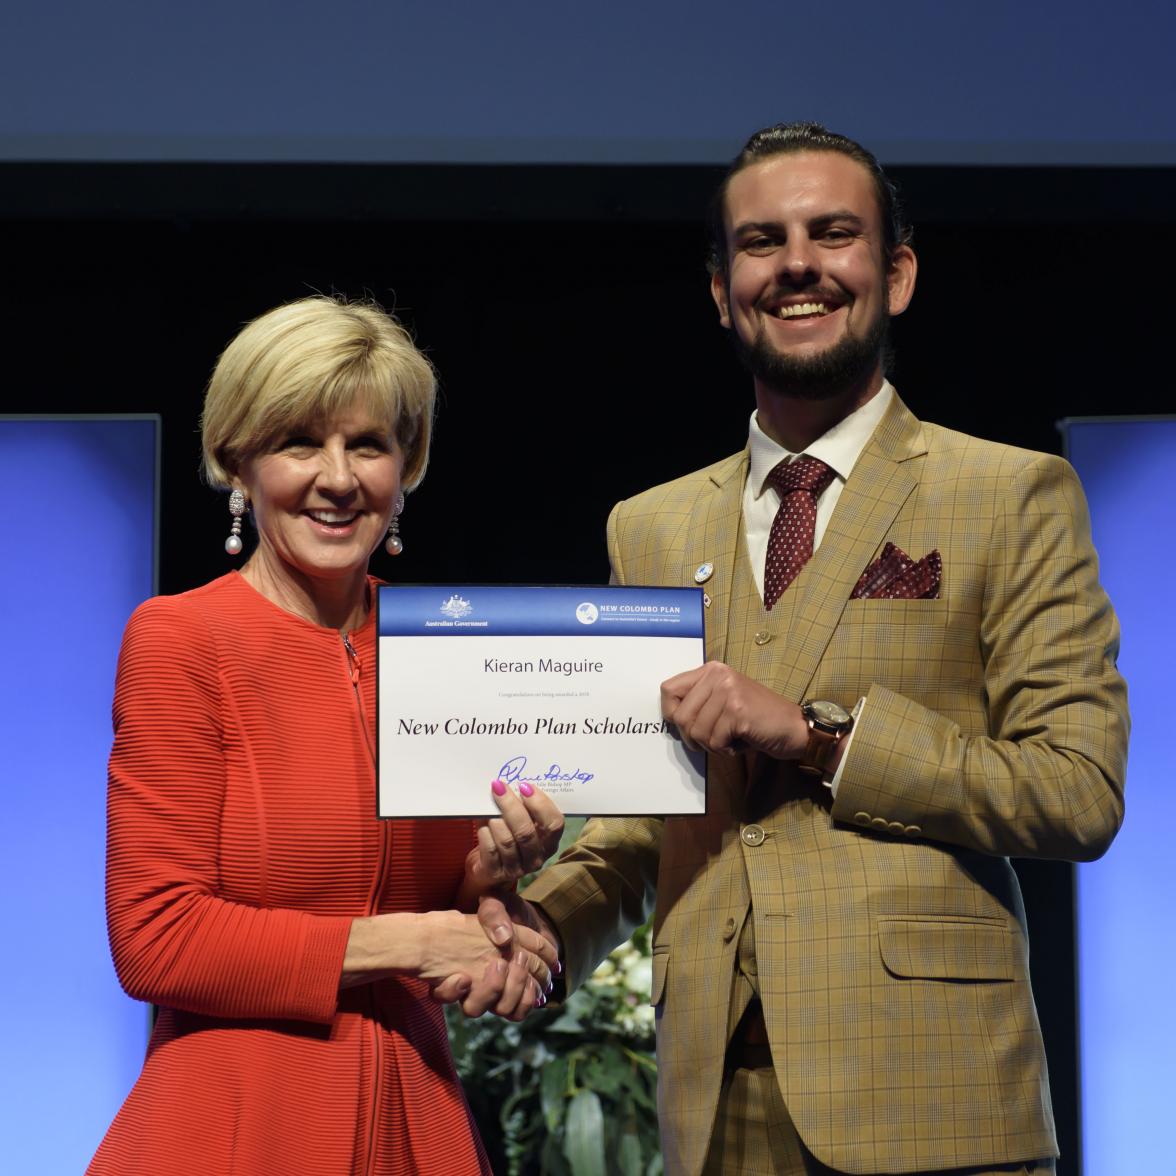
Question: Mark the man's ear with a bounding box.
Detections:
[886,244,917,317]
[710,269,731,328]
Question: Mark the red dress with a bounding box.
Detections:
[89,573,491,1176]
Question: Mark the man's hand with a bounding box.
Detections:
[661,660,808,759]
[478,892,561,955]
[475,893,561,993]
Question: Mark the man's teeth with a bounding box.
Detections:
[777,302,830,319]
[309,510,358,524]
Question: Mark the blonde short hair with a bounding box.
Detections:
[201,296,436,490]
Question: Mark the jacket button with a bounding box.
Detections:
[753,631,772,646]
[871,817,888,830]
[854,812,871,825]
[888,821,905,835]
[904,824,922,837]
[723,917,737,941]
[741,824,766,846]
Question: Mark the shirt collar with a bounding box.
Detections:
[747,381,894,499]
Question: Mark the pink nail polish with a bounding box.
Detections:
[519,782,535,798]
[491,779,507,796]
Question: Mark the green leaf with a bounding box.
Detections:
[580,1046,626,1097]
[563,1089,606,1176]
[645,1152,665,1176]
[626,1074,657,1112]
[540,1057,570,1132]
[546,1009,585,1033]
[541,1132,572,1176]
[559,816,588,847]
[616,1129,644,1176]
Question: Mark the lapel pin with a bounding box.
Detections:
[703,592,712,608]
[694,562,714,584]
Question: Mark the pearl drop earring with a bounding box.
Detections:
[225,489,247,556]
[385,492,405,555]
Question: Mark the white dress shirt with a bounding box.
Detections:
[740,382,893,790]
[742,382,894,599]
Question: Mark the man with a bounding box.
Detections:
[504,123,1128,1175]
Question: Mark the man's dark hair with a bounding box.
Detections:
[706,122,913,277]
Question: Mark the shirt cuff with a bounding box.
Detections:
[827,696,867,796]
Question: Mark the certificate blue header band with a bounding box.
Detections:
[378,585,704,638]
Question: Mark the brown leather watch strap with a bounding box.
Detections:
[797,723,843,776]
[797,700,853,777]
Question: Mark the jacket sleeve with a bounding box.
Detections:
[522,815,662,995]
[105,597,353,1022]
[833,453,1129,861]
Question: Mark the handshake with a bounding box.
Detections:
[342,777,564,1022]
[424,892,561,1022]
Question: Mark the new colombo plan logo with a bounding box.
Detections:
[576,602,599,625]
[440,594,473,619]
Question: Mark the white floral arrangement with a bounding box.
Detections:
[447,819,661,1175]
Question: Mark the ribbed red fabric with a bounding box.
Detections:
[89,572,491,1176]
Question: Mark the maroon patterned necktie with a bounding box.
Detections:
[763,455,837,609]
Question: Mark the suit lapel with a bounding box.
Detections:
[685,451,747,666]
[766,396,928,703]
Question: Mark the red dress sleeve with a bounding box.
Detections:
[105,596,353,1023]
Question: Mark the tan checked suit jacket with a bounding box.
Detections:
[523,394,1128,1175]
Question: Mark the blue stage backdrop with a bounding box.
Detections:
[1063,417,1174,1173]
[0,417,158,1173]
[1,0,1172,164]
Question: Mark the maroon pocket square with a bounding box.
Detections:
[851,543,942,600]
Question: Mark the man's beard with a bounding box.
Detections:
[731,305,889,401]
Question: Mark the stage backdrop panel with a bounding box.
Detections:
[1,0,1172,164]
[0,417,157,1173]
[1063,416,1174,1173]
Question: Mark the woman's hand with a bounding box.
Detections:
[446,894,562,1020]
[342,905,556,1020]
[459,779,566,903]
[423,905,558,1020]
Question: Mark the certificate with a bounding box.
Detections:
[376,585,707,817]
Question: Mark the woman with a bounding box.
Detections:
[89,297,561,1175]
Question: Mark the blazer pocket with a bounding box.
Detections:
[841,598,949,625]
[877,916,1015,981]
[650,948,669,1007]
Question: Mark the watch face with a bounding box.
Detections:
[805,700,852,727]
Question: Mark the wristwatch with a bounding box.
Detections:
[797,699,855,777]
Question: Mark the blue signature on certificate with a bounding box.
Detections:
[499,755,595,786]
